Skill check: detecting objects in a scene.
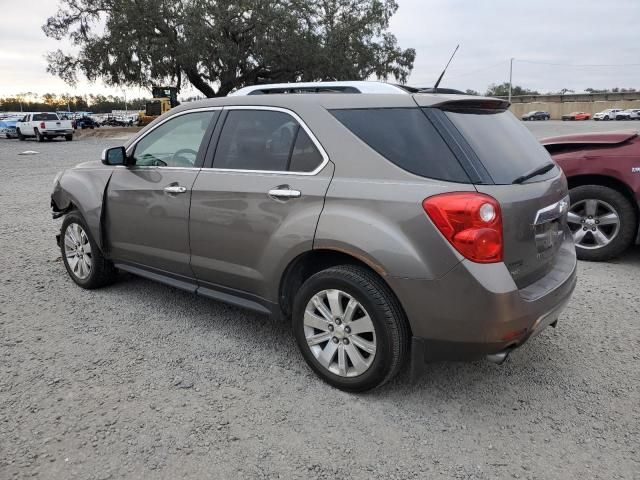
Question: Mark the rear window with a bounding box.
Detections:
[331,108,470,183]
[33,113,59,121]
[444,110,559,184]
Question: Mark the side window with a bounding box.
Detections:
[132,111,215,167]
[331,108,470,183]
[289,129,323,172]
[213,109,324,172]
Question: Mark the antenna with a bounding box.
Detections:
[433,45,460,90]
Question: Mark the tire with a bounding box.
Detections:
[568,185,637,261]
[35,129,44,142]
[292,265,410,392]
[65,135,73,141]
[604,115,610,121]
[60,212,117,289]
[17,129,25,141]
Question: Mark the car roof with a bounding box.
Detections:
[171,92,502,112]
[229,81,411,96]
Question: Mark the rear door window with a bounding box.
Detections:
[331,108,471,183]
[443,110,558,184]
[213,109,324,172]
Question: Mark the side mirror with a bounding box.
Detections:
[101,146,127,166]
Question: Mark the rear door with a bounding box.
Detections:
[189,106,333,301]
[105,109,219,277]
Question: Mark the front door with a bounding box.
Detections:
[189,107,333,301]
[105,109,219,277]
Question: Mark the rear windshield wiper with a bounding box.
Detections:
[512,162,555,184]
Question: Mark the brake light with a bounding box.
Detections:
[423,192,503,263]
[40,121,45,129]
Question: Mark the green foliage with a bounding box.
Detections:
[485,82,540,97]
[43,0,416,97]
[585,87,637,93]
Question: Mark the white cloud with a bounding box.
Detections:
[1,0,639,97]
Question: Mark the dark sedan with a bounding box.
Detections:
[521,111,550,121]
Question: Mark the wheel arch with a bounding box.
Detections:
[278,249,410,333]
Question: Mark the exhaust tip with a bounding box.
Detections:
[486,350,511,365]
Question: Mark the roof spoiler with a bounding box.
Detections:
[432,98,510,113]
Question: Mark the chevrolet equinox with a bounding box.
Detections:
[51,94,577,391]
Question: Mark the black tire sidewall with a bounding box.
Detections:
[292,269,397,392]
[569,185,637,261]
[61,213,102,288]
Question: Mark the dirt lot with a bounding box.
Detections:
[0,123,639,479]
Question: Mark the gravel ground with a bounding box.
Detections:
[1,124,639,479]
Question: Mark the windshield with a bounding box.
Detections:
[444,110,559,184]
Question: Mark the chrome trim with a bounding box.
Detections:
[164,185,188,194]
[201,105,330,176]
[534,195,570,225]
[268,188,302,199]
[124,105,329,176]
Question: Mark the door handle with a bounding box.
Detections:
[268,187,301,199]
[164,185,188,194]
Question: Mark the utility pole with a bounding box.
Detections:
[508,58,514,103]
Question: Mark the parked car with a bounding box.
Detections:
[541,131,640,261]
[16,112,74,141]
[593,109,624,121]
[75,116,100,129]
[561,112,591,121]
[51,94,577,391]
[0,117,20,138]
[521,111,550,121]
[614,109,640,120]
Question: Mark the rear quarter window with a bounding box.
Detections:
[330,108,471,183]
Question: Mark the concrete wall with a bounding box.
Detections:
[498,92,640,119]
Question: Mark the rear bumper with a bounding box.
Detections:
[42,129,73,135]
[388,239,577,367]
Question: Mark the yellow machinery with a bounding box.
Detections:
[138,86,179,126]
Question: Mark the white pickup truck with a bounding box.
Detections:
[16,112,74,142]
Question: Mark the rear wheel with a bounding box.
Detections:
[292,265,409,392]
[35,129,44,142]
[65,135,73,141]
[567,185,637,261]
[60,213,117,289]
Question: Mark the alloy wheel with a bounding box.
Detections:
[567,199,620,249]
[64,223,93,279]
[303,289,377,378]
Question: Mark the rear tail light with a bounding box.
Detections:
[40,121,46,129]
[423,192,503,263]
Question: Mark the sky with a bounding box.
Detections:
[1,0,639,98]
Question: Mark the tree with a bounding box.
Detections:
[485,82,539,97]
[43,0,416,97]
[464,89,479,96]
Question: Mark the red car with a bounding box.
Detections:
[541,131,640,260]
[561,112,591,121]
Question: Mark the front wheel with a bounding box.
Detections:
[292,265,409,392]
[60,213,117,289]
[17,129,25,141]
[567,185,637,261]
[65,135,73,141]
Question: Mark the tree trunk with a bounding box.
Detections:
[184,67,218,98]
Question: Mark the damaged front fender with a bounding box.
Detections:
[51,162,115,252]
